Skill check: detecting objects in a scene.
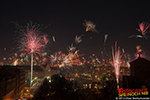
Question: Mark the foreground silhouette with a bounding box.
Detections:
[32,74,118,100]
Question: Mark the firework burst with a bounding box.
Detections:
[15,21,49,85]
[134,45,146,59]
[83,20,98,32]
[136,22,150,36]
[112,41,123,90]
[129,22,150,39]
[19,28,46,56]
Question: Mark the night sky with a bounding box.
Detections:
[1,0,150,62]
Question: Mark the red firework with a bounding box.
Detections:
[20,28,48,56]
[136,22,150,35]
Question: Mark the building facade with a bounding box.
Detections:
[0,66,25,100]
[123,57,150,89]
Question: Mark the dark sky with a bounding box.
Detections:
[0,0,150,62]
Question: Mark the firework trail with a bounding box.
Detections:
[136,22,150,35]
[134,45,146,59]
[112,41,123,90]
[15,21,49,85]
[83,20,98,33]
[75,34,84,44]
[52,36,56,42]
[43,35,48,44]
[13,59,18,66]
[103,33,111,61]
[50,52,58,62]
[129,22,150,39]
[104,34,108,46]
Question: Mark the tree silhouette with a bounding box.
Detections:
[100,73,118,100]
[49,74,74,99]
[32,78,50,100]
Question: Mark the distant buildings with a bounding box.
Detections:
[0,66,25,100]
[91,65,130,82]
[40,64,59,76]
